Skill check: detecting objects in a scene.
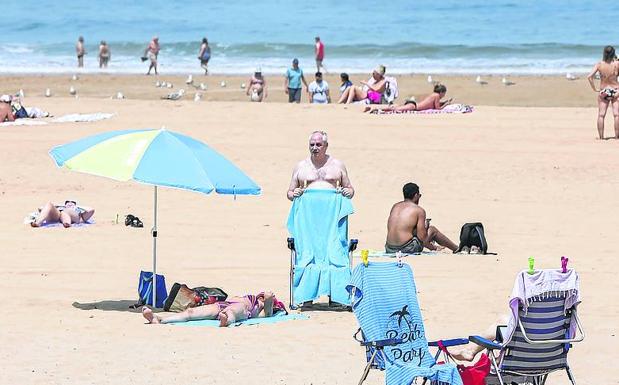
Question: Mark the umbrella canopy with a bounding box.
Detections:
[49,128,260,307]
[50,128,261,195]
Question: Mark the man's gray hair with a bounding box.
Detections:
[309,130,328,143]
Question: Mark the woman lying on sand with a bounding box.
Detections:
[587,45,619,139]
[364,83,452,113]
[30,201,95,228]
[142,291,283,327]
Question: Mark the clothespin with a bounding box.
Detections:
[396,251,403,268]
[561,256,569,273]
[361,249,369,267]
[527,257,535,275]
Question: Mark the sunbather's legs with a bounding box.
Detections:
[218,302,249,327]
[449,314,511,362]
[142,303,221,324]
[426,225,458,252]
[31,202,61,227]
[597,95,610,139]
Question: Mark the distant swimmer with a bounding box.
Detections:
[76,36,85,68]
[587,45,619,139]
[315,36,327,73]
[143,36,160,75]
[198,37,211,75]
[98,41,110,68]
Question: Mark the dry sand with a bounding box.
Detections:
[1,75,617,385]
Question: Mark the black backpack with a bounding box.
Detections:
[455,222,492,254]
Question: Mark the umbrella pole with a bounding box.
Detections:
[152,185,158,308]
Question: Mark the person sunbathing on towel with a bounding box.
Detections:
[142,291,278,327]
[385,182,457,254]
[338,65,387,104]
[364,83,452,113]
[30,201,95,228]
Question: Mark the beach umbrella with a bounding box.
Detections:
[49,128,261,306]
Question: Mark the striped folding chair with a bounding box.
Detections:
[469,294,584,385]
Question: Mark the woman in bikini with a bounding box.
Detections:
[587,45,619,139]
[246,68,267,102]
[364,83,452,113]
[142,291,282,327]
[338,65,387,104]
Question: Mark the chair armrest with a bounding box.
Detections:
[428,338,469,347]
[469,335,503,351]
[287,237,295,251]
[361,338,403,348]
[349,239,358,252]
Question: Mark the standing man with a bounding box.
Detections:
[76,36,85,68]
[385,182,457,253]
[284,58,308,103]
[143,36,160,75]
[308,72,331,104]
[287,131,354,200]
[315,36,326,73]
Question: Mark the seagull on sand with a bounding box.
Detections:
[161,88,185,100]
[475,75,488,85]
[501,76,515,86]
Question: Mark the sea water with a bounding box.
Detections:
[0,0,616,75]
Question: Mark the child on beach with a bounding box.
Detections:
[364,83,452,113]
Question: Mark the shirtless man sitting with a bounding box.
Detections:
[287,130,354,200]
[385,183,457,254]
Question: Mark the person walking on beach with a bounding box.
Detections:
[284,58,308,103]
[308,72,331,104]
[287,131,354,201]
[315,36,326,73]
[198,37,211,75]
[143,36,160,75]
[98,41,110,68]
[587,45,619,139]
[76,36,85,68]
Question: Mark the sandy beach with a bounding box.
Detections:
[1,74,618,385]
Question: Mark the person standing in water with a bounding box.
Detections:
[587,45,619,139]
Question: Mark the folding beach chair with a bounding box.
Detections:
[347,261,466,385]
[286,189,357,310]
[287,237,357,309]
[467,269,584,385]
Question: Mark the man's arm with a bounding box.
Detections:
[339,162,354,198]
[287,163,302,201]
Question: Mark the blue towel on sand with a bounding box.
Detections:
[172,312,309,327]
[287,189,354,305]
[347,262,463,385]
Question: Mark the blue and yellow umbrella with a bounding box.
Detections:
[50,128,261,306]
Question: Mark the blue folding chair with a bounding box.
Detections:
[468,270,584,385]
[347,261,466,385]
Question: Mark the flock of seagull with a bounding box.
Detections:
[32,72,581,101]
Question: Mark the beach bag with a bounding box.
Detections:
[138,271,167,308]
[163,283,228,312]
[455,222,489,254]
[437,341,490,385]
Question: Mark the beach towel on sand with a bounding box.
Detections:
[287,189,354,305]
[346,262,463,385]
[173,312,309,327]
[371,103,474,115]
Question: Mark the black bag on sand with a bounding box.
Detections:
[163,283,228,312]
[455,222,495,255]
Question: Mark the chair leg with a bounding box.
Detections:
[565,365,576,385]
[359,349,378,385]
